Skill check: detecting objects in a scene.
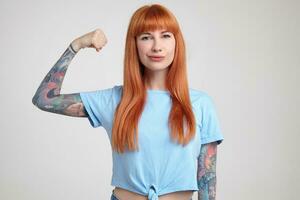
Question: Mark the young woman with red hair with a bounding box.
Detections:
[32,4,224,200]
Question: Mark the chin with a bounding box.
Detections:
[144,65,169,72]
[144,63,171,71]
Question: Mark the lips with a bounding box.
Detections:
[148,55,164,58]
[148,55,165,61]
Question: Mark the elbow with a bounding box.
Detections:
[32,96,47,112]
[32,95,38,107]
[32,94,42,109]
[32,94,53,112]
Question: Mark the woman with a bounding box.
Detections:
[32,4,224,200]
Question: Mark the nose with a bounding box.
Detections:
[152,48,162,53]
[151,38,162,53]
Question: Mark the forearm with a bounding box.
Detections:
[197,142,218,200]
[198,173,216,200]
[32,43,78,110]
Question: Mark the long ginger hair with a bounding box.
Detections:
[111,4,196,153]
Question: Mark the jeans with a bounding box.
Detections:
[110,189,193,200]
[110,189,120,200]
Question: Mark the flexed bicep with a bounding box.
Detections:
[62,94,88,117]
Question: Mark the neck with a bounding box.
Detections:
[144,68,168,90]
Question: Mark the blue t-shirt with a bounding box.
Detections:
[79,85,224,200]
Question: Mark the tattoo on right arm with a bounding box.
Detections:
[32,44,87,117]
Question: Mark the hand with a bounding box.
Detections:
[71,28,107,52]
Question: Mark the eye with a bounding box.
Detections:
[140,35,153,41]
[163,34,171,38]
[141,36,149,40]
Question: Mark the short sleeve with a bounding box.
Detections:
[79,86,116,128]
[200,94,224,145]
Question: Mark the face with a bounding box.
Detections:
[136,29,176,72]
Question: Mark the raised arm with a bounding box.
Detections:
[32,29,107,117]
[31,41,87,117]
[197,142,218,200]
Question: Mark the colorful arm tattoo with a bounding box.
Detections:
[32,44,87,117]
[197,142,218,200]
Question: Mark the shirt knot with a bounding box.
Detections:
[148,184,158,200]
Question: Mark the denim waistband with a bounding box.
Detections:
[110,189,120,200]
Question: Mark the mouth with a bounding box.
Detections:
[148,56,165,62]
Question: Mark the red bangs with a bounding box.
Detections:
[133,5,179,36]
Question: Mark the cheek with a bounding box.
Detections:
[137,43,149,56]
[168,40,176,56]
[136,48,145,63]
[168,44,176,59]
[136,44,150,66]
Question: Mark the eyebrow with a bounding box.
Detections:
[140,31,171,35]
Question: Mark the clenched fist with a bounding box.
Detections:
[71,28,107,52]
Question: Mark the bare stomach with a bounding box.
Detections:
[113,187,194,200]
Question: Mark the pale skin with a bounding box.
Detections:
[32,28,218,200]
[135,29,175,90]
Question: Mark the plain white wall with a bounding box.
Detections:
[0,0,299,199]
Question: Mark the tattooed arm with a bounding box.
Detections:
[197,142,218,200]
[32,41,88,117]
